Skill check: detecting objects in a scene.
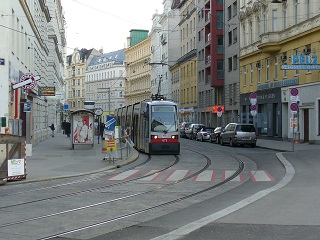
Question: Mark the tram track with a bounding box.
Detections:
[0,155,179,209]
[0,148,244,240]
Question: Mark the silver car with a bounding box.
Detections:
[196,127,213,142]
[220,123,257,147]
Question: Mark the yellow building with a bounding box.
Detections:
[239,0,320,143]
[124,30,151,105]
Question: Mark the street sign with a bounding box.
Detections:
[250,104,257,111]
[250,110,257,116]
[94,108,103,116]
[290,88,299,96]
[290,102,299,112]
[105,116,116,131]
[250,92,257,99]
[217,112,222,117]
[12,74,40,90]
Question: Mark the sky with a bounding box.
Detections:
[61,0,164,55]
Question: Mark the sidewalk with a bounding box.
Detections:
[5,133,319,184]
[19,132,138,183]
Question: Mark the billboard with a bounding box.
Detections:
[72,113,94,144]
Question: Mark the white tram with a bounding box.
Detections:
[115,95,180,154]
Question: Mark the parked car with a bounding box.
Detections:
[220,123,257,147]
[196,127,214,142]
[210,126,225,144]
[180,122,192,138]
[185,123,205,140]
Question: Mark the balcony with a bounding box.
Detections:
[257,32,281,53]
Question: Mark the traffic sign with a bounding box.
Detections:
[250,110,257,116]
[250,104,257,111]
[217,112,222,117]
[250,92,257,99]
[290,88,299,96]
[94,108,103,116]
[217,106,223,112]
[290,102,299,112]
[12,74,40,90]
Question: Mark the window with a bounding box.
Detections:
[233,1,237,17]
[233,55,238,70]
[217,11,223,29]
[266,58,270,82]
[217,35,223,54]
[228,6,232,20]
[274,56,278,80]
[77,79,80,85]
[228,31,232,46]
[283,5,287,29]
[250,63,253,85]
[257,16,261,39]
[272,10,278,32]
[294,0,298,24]
[233,28,237,43]
[263,6,268,33]
[243,66,247,86]
[217,60,224,79]
[228,57,232,71]
[257,61,261,83]
[306,0,310,19]
[249,21,253,43]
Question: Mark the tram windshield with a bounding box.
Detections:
[151,106,178,133]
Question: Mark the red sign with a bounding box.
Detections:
[212,106,224,113]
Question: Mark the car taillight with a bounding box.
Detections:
[234,129,237,136]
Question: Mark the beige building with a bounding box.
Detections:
[239,0,320,143]
[124,30,151,105]
[65,48,101,112]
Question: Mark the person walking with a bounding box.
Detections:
[65,121,71,138]
[100,122,105,140]
[50,123,55,137]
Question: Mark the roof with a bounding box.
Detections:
[87,49,126,67]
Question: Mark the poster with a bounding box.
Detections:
[8,158,25,177]
[73,114,94,144]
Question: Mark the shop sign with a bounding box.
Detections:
[281,55,320,70]
[38,86,55,96]
[257,78,298,90]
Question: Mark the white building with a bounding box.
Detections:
[0,0,66,145]
[86,50,126,121]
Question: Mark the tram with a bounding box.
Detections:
[114,94,180,154]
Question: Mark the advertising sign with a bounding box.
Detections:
[73,114,94,144]
[38,86,55,96]
[23,101,31,112]
[8,158,25,177]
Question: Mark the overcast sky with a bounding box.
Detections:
[61,0,164,55]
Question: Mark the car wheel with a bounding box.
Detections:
[201,136,204,142]
[229,138,234,147]
[216,137,219,144]
[220,137,224,146]
[251,143,256,148]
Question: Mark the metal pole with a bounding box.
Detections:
[108,87,111,115]
[97,116,100,144]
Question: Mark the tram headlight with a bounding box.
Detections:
[151,135,158,139]
[171,135,178,139]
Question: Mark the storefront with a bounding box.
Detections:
[179,107,196,123]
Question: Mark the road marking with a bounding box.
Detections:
[150,153,295,240]
[163,170,191,182]
[138,170,163,181]
[223,170,244,182]
[106,170,141,181]
[249,170,275,182]
[193,170,216,182]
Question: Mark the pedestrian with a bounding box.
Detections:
[62,120,66,134]
[50,123,55,137]
[100,122,105,140]
[65,121,71,138]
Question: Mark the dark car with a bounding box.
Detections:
[180,122,192,138]
[210,126,225,144]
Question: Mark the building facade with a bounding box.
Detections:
[239,0,320,143]
[0,0,65,145]
[65,48,101,112]
[124,30,151,105]
[85,50,126,121]
[224,0,240,125]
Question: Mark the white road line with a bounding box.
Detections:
[193,170,215,182]
[107,170,140,181]
[224,170,243,182]
[139,170,161,181]
[164,170,190,181]
[150,153,294,240]
[250,170,274,182]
